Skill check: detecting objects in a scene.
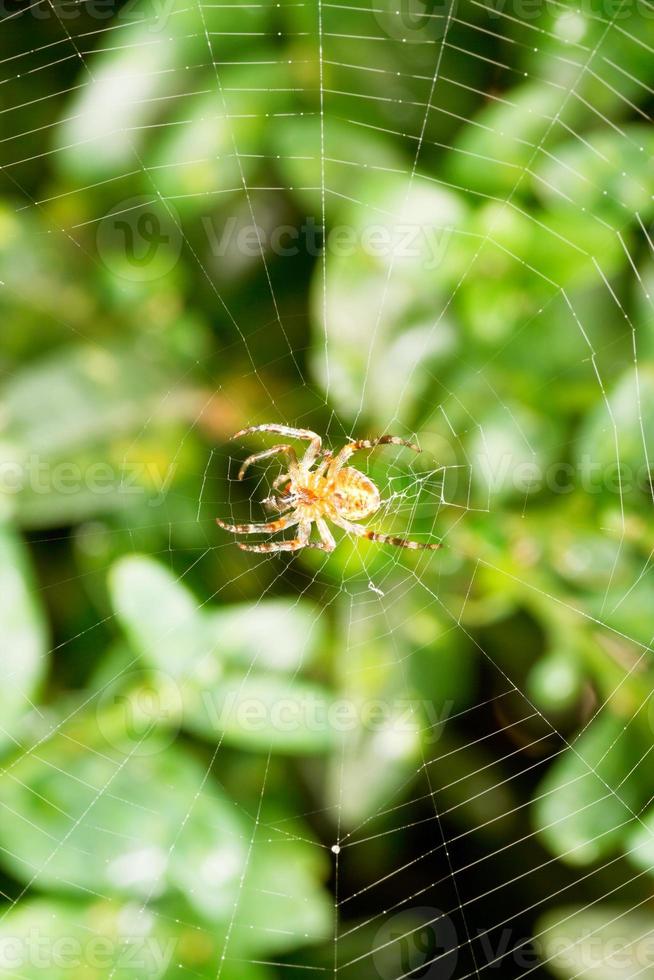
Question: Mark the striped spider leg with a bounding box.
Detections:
[237,444,298,482]
[215,515,335,553]
[331,515,441,551]
[233,424,323,475]
[234,519,336,554]
[328,435,421,476]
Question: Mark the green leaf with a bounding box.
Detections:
[0,343,201,528]
[0,897,176,979]
[110,555,327,679]
[149,60,295,207]
[55,19,184,180]
[446,82,580,197]
[206,598,326,673]
[0,525,48,753]
[578,366,654,503]
[447,21,654,199]
[537,904,654,979]
[532,125,654,220]
[54,0,272,180]
[528,653,584,715]
[229,827,332,956]
[0,725,247,919]
[586,577,654,652]
[110,557,333,753]
[310,175,466,425]
[533,714,649,865]
[2,345,187,458]
[273,115,407,217]
[468,401,560,504]
[0,700,332,953]
[324,595,426,825]
[460,202,625,319]
[0,206,97,364]
[183,670,336,754]
[0,896,275,979]
[625,800,654,879]
[110,554,213,681]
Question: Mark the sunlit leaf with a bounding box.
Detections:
[0,344,202,528]
[0,724,247,919]
[54,0,272,180]
[0,524,47,753]
[533,713,649,865]
[310,175,466,424]
[537,904,654,979]
[0,896,276,979]
[532,126,654,219]
[183,670,336,754]
[110,554,213,681]
[206,598,326,672]
[150,60,296,207]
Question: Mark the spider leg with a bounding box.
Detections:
[237,521,311,553]
[272,472,292,490]
[314,450,334,479]
[332,516,441,551]
[313,517,336,552]
[261,496,292,515]
[232,425,323,473]
[233,424,321,441]
[237,445,298,481]
[216,514,299,535]
[329,436,421,476]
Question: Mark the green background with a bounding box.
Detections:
[1,1,654,977]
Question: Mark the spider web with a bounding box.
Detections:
[1,1,654,979]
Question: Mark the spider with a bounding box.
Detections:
[216,424,442,554]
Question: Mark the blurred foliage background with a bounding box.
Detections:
[1,0,654,977]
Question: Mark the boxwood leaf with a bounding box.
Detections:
[0,524,47,753]
[0,726,247,921]
[182,670,336,754]
[110,554,213,681]
[0,896,275,979]
[537,904,654,979]
[533,714,649,865]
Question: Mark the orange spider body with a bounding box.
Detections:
[322,467,381,521]
[216,424,441,554]
[272,467,379,522]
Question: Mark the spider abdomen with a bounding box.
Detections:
[327,466,381,521]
